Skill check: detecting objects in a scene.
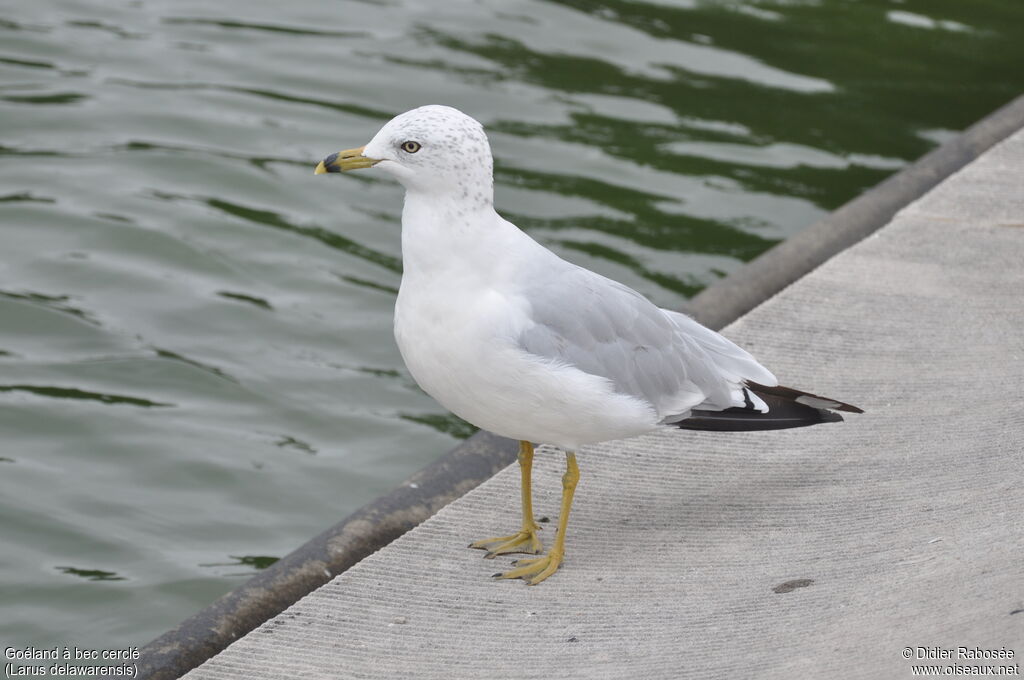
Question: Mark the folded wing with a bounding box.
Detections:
[516,265,779,423]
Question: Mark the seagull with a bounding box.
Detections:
[315,105,862,585]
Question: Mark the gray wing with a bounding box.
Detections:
[517,264,759,419]
[661,309,777,387]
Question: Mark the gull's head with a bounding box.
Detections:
[315,105,493,205]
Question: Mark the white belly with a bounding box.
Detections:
[393,280,658,450]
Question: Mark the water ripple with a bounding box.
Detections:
[55,566,126,582]
[0,385,173,408]
[399,413,478,440]
[216,291,273,310]
[113,140,309,174]
[0,192,55,204]
[0,91,87,105]
[152,349,236,383]
[0,55,54,69]
[109,78,392,121]
[0,290,100,325]
[146,192,403,274]
[65,20,146,40]
[163,17,370,39]
[199,555,280,576]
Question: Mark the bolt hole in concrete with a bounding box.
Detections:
[772,579,815,594]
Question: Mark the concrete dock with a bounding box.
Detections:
[174,124,1023,678]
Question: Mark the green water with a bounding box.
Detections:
[1,0,1021,651]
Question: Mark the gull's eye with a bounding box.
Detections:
[401,140,421,154]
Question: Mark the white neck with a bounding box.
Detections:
[400,189,502,277]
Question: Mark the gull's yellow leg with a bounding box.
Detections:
[469,441,543,557]
[494,451,578,585]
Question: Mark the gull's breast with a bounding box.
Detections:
[392,273,659,448]
[393,272,528,415]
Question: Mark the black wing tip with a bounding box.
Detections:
[677,405,842,432]
[819,408,844,423]
[747,382,864,415]
[674,383,860,433]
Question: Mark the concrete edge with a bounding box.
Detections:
[137,93,1024,680]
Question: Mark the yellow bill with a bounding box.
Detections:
[314,145,380,174]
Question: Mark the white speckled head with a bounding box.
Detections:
[362,105,494,206]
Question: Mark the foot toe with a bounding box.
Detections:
[469,527,542,556]
[493,552,563,584]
